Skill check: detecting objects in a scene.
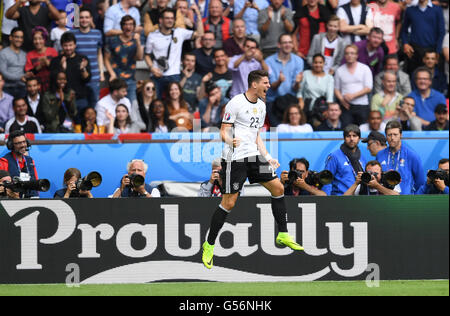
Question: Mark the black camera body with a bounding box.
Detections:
[427,169,449,186]
[1,177,50,193]
[288,170,333,188]
[361,170,401,190]
[155,56,169,72]
[127,173,145,189]
[74,172,102,192]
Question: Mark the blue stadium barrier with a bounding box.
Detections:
[0,131,448,198]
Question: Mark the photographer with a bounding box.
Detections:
[281,158,327,196]
[54,168,94,198]
[344,161,400,196]
[0,130,39,198]
[416,159,449,195]
[112,159,160,198]
[0,170,20,199]
[198,158,223,197]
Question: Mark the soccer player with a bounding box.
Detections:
[202,70,303,269]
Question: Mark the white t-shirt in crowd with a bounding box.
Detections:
[323,36,339,73]
[145,28,194,76]
[221,93,266,161]
[337,4,373,44]
[95,94,132,126]
[277,123,314,133]
[359,122,386,133]
[334,62,373,105]
[1,0,18,35]
[51,27,69,52]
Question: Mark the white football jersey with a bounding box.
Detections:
[221,93,266,161]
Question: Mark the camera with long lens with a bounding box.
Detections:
[427,169,449,186]
[127,173,145,189]
[1,177,50,193]
[361,170,401,190]
[288,170,334,188]
[75,172,102,192]
[306,170,334,187]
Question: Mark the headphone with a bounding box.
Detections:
[6,130,31,151]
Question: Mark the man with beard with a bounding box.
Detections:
[104,15,143,104]
[71,7,104,106]
[0,130,40,198]
[323,124,367,196]
[49,32,91,116]
[376,120,425,195]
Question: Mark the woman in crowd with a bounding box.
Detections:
[148,99,177,133]
[54,168,93,198]
[277,104,314,133]
[297,54,335,118]
[106,104,141,135]
[74,107,105,134]
[24,27,58,93]
[165,82,194,131]
[40,71,77,133]
[133,79,158,131]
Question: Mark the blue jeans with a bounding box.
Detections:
[87,80,100,108]
[75,98,90,124]
[4,84,26,98]
[125,79,137,104]
[153,74,181,99]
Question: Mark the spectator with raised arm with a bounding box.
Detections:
[292,0,331,60]
[145,8,204,99]
[258,0,294,58]
[24,27,58,93]
[104,0,143,37]
[234,0,269,44]
[6,0,61,52]
[104,15,144,104]
[228,37,269,98]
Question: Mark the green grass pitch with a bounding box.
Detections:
[0,280,448,296]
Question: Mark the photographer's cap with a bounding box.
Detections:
[362,131,387,146]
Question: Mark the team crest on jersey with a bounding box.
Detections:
[224,113,231,121]
[400,159,405,167]
[253,108,258,115]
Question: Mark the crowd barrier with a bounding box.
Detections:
[0,195,447,284]
[0,131,448,198]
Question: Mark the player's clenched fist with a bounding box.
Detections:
[232,138,241,148]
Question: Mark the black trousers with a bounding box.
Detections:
[340,104,370,127]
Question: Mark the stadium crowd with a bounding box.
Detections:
[0,0,448,134]
[0,0,448,198]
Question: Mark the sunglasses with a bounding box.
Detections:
[146,86,156,92]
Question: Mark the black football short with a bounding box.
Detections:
[220,155,278,194]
